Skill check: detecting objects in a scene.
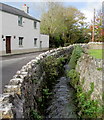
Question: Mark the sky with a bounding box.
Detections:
[1,0,103,23]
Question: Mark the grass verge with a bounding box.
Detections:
[88,49,103,59]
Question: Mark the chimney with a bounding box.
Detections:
[22,4,29,14]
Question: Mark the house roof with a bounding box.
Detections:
[0,3,40,22]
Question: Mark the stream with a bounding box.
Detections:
[46,64,78,118]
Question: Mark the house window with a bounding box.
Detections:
[34,38,37,46]
[18,16,22,26]
[34,21,37,29]
[19,37,23,47]
[27,7,29,13]
[40,41,42,48]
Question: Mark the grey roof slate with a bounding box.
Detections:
[0,3,40,22]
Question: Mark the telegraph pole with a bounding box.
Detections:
[102,1,104,40]
[92,8,95,42]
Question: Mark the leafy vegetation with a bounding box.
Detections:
[88,49,103,59]
[97,67,103,71]
[40,3,90,47]
[42,56,66,89]
[30,109,42,120]
[76,83,103,118]
[67,69,80,88]
[69,45,84,69]
[67,45,103,118]
[67,68,103,118]
[34,56,68,117]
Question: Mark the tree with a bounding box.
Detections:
[62,7,85,44]
[40,2,87,47]
[40,3,65,47]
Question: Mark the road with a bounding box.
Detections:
[0,52,44,93]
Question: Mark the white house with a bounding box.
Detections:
[0,3,49,56]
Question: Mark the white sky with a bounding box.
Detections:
[0,0,103,2]
[1,0,103,23]
[80,1,102,23]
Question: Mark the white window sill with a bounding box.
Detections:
[19,45,23,48]
[18,24,23,27]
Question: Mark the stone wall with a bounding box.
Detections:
[1,44,87,119]
[1,42,102,119]
[88,42,104,49]
[76,53,103,104]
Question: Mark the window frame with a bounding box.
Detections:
[40,41,42,48]
[34,21,37,29]
[18,16,23,26]
[34,38,37,47]
[19,37,23,47]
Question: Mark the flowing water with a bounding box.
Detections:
[46,65,78,118]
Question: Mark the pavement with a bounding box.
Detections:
[0,51,44,93]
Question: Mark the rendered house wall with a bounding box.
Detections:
[0,10,2,52]
[0,10,49,55]
[40,34,49,49]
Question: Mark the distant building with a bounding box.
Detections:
[0,3,49,55]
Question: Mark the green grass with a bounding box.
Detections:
[88,49,103,59]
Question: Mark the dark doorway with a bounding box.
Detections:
[6,36,11,53]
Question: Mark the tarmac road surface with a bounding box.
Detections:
[0,51,44,93]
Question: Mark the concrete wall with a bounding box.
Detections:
[0,10,2,98]
[0,11,2,52]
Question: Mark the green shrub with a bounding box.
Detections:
[67,68,103,118]
[67,45,103,118]
[42,56,66,89]
[69,45,83,69]
[42,88,52,99]
[67,69,80,88]
[77,86,103,118]
[30,109,42,120]
[75,78,102,118]
[41,56,67,111]
[64,43,71,47]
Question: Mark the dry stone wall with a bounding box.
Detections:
[88,42,104,49]
[1,42,102,119]
[76,53,103,104]
[1,44,88,119]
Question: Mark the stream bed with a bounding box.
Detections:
[46,64,78,118]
